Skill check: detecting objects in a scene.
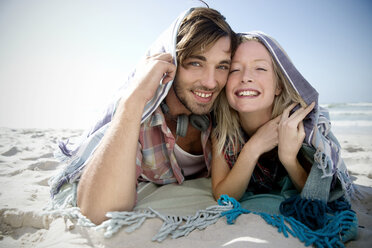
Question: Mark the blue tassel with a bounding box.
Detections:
[217,195,250,224]
[280,195,352,231]
[327,197,351,213]
[219,195,358,248]
[280,195,329,230]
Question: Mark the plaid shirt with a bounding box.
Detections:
[223,130,286,194]
[136,107,212,185]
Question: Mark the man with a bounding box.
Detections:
[54,7,236,224]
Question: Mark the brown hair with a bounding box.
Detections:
[176,7,237,66]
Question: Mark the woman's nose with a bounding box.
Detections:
[241,69,253,84]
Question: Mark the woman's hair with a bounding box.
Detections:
[213,34,306,155]
[176,7,237,66]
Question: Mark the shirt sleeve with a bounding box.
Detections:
[135,141,143,183]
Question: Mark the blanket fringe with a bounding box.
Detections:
[314,148,334,178]
[45,188,357,246]
[96,210,157,238]
[43,183,96,228]
[151,204,232,241]
[218,195,358,248]
[44,184,234,242]
[93,204,233,241]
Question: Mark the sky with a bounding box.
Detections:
[0,0,371,129]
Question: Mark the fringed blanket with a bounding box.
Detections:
[46,178,230,242]
[44,175,357,247]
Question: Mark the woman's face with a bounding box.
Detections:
[226,40,281,115]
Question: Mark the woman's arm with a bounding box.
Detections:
[211,115,282,200]
[278,102,315,191]
[211,135,259,201]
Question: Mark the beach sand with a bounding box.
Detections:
[0,127,371,247]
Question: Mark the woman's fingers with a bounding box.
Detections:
[281,102,315,123]
[298,121,305,135]
[290,102,315,123]
[281,103,297,122]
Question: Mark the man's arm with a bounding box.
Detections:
[76,53,176,224]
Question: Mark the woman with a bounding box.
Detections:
[211,32,343,202]
[214,32,357,246]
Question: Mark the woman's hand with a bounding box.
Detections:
[278,102,315,167]
[248,114,282,156]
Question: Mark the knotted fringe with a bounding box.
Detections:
[44,183,96,228]
[95,204,233,241]
[314,148,334,178]
[218,195,358,248]
[279,194,351,230]
[280,196,328,230]
[327,196,351,212]
[150,204,232,241]
[96,210,157,238]
[217,195,251,224]
[58,139,74,157]
[44,184,234,242]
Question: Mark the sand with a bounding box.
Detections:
[0,127,371,247]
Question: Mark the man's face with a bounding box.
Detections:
[173,36,231,115]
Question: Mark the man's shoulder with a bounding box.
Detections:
[142,107,166,128]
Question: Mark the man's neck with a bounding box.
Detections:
[161,86,204,154]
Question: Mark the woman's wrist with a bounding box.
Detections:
[280,156,299,170]
[242,140,261,162]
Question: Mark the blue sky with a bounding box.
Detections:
[0,0,371,128]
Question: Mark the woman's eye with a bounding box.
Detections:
[229,69,239,73]
[257,67,267,71]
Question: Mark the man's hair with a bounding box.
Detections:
[176,7,236,66]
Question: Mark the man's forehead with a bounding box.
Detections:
[188,55,207,61]
[187,54,231,63]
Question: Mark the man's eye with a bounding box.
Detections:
[189,62,201,67]
[217,65,229,70]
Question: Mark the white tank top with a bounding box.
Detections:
[173,144,205,176]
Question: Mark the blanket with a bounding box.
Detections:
[45,178,307,247]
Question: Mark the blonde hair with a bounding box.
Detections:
[213,34,306,155]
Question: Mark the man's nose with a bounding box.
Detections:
[201,67,217,90]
